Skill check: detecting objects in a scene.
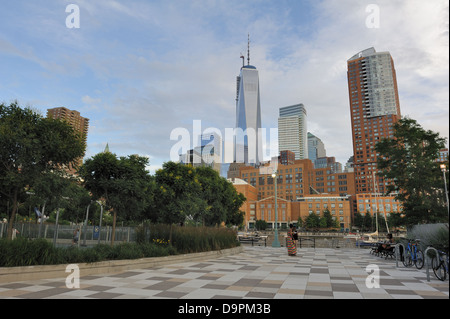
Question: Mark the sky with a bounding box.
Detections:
[1,0,448,175]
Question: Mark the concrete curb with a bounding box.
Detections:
[0,246,244,284]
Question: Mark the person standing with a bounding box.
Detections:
[72,227,80,246]
[287,224,297,256]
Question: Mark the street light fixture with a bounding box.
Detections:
[440,164,449,219]
[272,171,281,247]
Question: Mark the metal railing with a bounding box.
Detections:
[238,235,267,247]
[298,237,315,249]
[0,222,136,247]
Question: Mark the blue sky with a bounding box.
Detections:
[1,0,448,174]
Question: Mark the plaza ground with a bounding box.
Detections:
[0,246,448,299]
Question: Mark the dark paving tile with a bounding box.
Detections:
[245,291,276,298]
[83,285,114,291]
[144,281,182,290]
[191,263,213,268]
[202,284,230,290]
[212,294,241,299]
[87,292,124,299]
[331,283,360,292]
[257,282,283,289]
[240,265,260,271]
[197,274,223,280]
[384,289,418,295]
[379,278,404,286]
[289,271,309,276]
[147,276,170,281]
[0,283,31,289]
[233,278,262,287]
[304,289,334,297]
[310,268,329,274]
[19,287,71,299]
[169,269,208,275]
[154,291,188,298]
[40,281,67,288]
[107,271,142,278]
[216,269,236,272]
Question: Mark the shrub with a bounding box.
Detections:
[0,238,64,267]
[0,225,239,267]
[407,223,449,251]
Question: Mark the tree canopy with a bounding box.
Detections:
[0,102,85,239]
[152,162,245,227]
[375,117,448,226]
[79,152,153,244]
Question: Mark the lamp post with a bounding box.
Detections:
[440,164,449,219]
[82,202,91,247]
[272,171,281,247]
[97,200,104,245]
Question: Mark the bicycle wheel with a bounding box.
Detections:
[432,256,447,281]
[414,249,424,269]
[403,251,412,267]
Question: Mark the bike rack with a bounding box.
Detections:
[424,246,439,282]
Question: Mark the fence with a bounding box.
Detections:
[0,222,137,247]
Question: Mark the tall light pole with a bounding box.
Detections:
[97,200,104,245]
[272,171,281,247]
[440,164,449,219]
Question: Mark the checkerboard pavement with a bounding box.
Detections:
[0,246,448,299]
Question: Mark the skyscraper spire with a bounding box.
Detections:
[235,34,262,165]
[247,33,250,65]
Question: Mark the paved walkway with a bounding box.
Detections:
[0,246,448,299]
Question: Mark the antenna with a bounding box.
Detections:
[247,33,250,65]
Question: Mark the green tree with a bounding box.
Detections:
[322,208,335,228]
[152,163,245,227]
[363,212,372,232]
[153,162,206,225]
[60,179,92,223]
[29,170,80,221]
[297,216,304,229]
[195,166,228,226]
[387,212,404,230]
[196,166,245,226]
[304,212,320,229]
[223,183,245,227]
[375,117,448,226]
[319,216,327,228]
[0,102,85,239]
[353,212,364,230]
[255,219,267,231]
[79,152,152,245]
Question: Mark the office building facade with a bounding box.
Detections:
[278,104,308,160]
[308,132,326,163]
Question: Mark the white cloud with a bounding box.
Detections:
[1,0,448,169]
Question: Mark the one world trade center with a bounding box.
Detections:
[234,35,262,165]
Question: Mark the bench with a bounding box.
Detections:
[371,243,396,260]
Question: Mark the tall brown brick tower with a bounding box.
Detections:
[47,107,89,174]
[347,48,401,194]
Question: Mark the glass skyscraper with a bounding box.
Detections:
[278,104,308,160]
[234,55,262,165]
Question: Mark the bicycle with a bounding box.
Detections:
[431,248,449,281]
[402,239,424,269]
